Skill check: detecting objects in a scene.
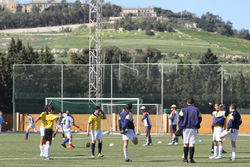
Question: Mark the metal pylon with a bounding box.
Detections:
[89,0,102,104]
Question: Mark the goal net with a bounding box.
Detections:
[45,98,143,133]
[102,103,163,134]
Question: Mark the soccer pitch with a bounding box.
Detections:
[1,133,250,167]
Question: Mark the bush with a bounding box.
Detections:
[60,27,72,33]
[145,30,154,36]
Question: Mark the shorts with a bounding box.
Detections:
[220,129,239,142]
[56,125,62,130]
[183,128,197,144]
[64,130,72,138]
[45,129,53,141]
[40,126,45,137]
[122,129,137,141]
[28,123,36,130]
[213,127,223,141]
[91,129,102,141]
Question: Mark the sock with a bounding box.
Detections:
[39,145,43,154]
[184,147,189,159]
[62,134,65,138]
[123,149,128,160]
[211,142,214,149]
[98,143,102,154]
[42,145,46,155]
[91,143,95,156]
[232,147,236,159]
[37,131,40,135]
[53,133,56,138]
[219,146,223,156]
[63,138,69,144]
[25,133,28,138]
[147,137,149,144]
[46,145,51,157]
[189,147,195,160]
[214,146,218,157]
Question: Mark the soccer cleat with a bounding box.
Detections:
[210,149,214,153]
[24,137,28,140]
[209,155,216,159]
[91,155,95,158]
[168,142,174,145]
[125,159,132,162]
[63,138,65,140]
[52,137,55,140]
[214,155,223,159]
[182,159,188,163]
[228,157,235,161]
[44,157,53,160]
[143,143,149,146]
[149,143,153,146]
[61,143,66,148]
[174,142,178,145]
[189,159,196,163]
[222,150,227,153]
[98,153,104,157]
[40,153,43,157]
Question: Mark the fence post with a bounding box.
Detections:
[221,65,224,104]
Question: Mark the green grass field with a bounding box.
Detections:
[1,133,250,167]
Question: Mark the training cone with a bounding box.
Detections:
[67,136,74,149]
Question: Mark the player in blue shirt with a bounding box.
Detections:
[219,103,242,161]
[0,110,8,134]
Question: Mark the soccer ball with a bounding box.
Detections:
[85,142,90,147]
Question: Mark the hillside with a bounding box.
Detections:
[0,25,250,63]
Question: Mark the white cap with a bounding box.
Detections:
[140,106,146,110]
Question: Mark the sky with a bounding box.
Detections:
[104,0,249,31]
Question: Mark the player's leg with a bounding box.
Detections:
[97,129,104,157]
[61,131,69,148]
[0,124,2,134]
[188,129,197,163]
[143,126,149,146]
[52,128,58,140]
[173,125,178,144]
[168,125,174,145]
[90,130,97,157]
[182,129,189,163]
[229,129,238,161]
[148,126,152,145]
[215,127,223,159]
[211,125,214,153]
[126,129,138,145]
[24,125,31,140]
[44,129,53,160]
[210,127,219,159]
[39,126,46,156]
[123,135,132,162]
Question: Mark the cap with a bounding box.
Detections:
[170,104,177,108]
[140,106,146,110]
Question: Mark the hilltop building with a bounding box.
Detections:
[121,6,157,17]
[0,0,19,13]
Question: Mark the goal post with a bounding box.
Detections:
[45,97,142,133]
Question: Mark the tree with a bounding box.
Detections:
[39,45,55,64]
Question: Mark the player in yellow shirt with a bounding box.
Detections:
[87,106,107,158]
[44,105,59,160]
[35,105,49,157]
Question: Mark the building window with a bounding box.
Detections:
[138,10,140,12]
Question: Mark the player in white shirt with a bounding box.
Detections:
[61,113,74,149]
[24,113,40,140]
[52,112,65,140]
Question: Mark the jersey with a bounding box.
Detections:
[227,110,242,131]
[45,114,59,130]
[27,115,34,125]
[211,106,229,127]
[119,110,135,131]
[141,111,152,126]
[88,114,104,130]
[0,116,5,124]
[61,116,73,131]
[40,112,47,127]
[57,117,63,126]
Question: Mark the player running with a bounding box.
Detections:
[0,110,8,134]
[35,105,49,157]
[24,113,40,140]
[209,102,229,160]
[52,111,65,140]
[140,106,152,146]
[61,112,74,149]
[87,106,107,158]
[219,103,242,161]
[119,103,138,162]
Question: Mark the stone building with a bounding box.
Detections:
[121,6,157,17]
